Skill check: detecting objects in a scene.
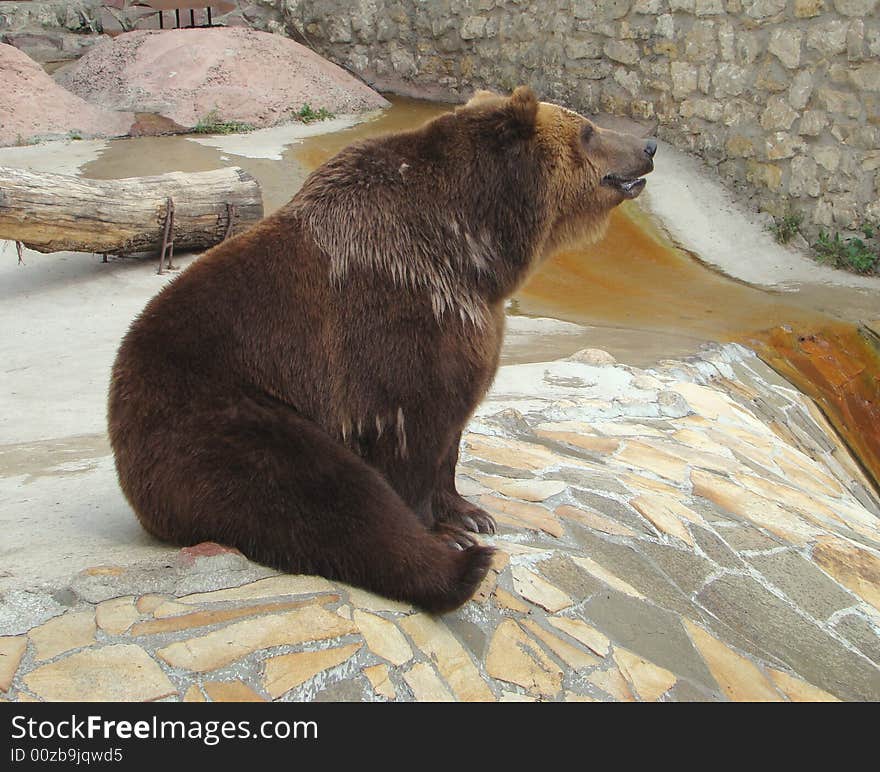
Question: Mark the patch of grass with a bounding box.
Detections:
[191,109,257,135]
[814,229,879,275]
[293,103,335,124]
[771,213,803,244]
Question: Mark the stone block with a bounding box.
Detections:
[604,38,640,65]
[833,0,878,16]
[747,549,859,620]
[761,97,798,131]
[672,61,699,99]
[788,70,814,110]
[806,20,849,56]
[768,27,802,69]
[794,0,825,15]
[798,110,828,136]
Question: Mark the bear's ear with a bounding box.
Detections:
[497,86,539,142]
[466,89,500,107]
[459,85,539,143]
[508,86,539,125]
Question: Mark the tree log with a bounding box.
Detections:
[0,166,263,255]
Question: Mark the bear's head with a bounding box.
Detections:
[457,86,657,259]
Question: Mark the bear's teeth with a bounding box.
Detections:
[602,175,645,192]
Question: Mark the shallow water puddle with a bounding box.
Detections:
[0,434,111,483]
[81,97,448,214]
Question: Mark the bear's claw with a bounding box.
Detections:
[434,491,497,535]
[434,523,479,550]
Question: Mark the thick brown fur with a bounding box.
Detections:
[108,86,655,613]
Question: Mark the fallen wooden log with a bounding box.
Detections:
[0,165,263,256]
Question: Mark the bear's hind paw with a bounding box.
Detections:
[433,523,480,550]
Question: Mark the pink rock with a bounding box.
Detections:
[55,27,389,130]
[178,541,243,564]
[0,43,134,146]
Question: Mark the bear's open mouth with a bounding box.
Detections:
[602,174,648,200]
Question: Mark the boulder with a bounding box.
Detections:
[0,42,133,147]
[55,27,389,130]
[0,30,109,65]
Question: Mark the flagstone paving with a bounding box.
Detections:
[1,344,879,702]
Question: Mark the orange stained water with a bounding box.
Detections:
[517,204,827,339]
[748,324,880,494]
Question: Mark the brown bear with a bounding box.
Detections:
[108,86,656,613]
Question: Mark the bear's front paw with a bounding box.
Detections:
[434,491,497,535]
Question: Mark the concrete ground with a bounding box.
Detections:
[642,142,880,293]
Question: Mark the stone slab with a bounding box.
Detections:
[24,644,176,702]
[697,573,880,700]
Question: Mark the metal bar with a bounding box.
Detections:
[207,7,212,26]
[175,9,180,27]
[158,197,174,275]
[224,203,236,240]
[158,10,164,29]
[166,200,175,271]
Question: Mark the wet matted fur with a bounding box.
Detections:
[108,86,656,613]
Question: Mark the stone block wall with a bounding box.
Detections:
[2,1,875,238]
[274,0,879,239]
[0,1,101,33]
[0,0,105,61]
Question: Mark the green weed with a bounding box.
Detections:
[771,213,803,244]
[192,109,257,135]
[293,103,335,124]
[814,230,879,275]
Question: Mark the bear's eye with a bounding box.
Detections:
[580,124,594,143]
